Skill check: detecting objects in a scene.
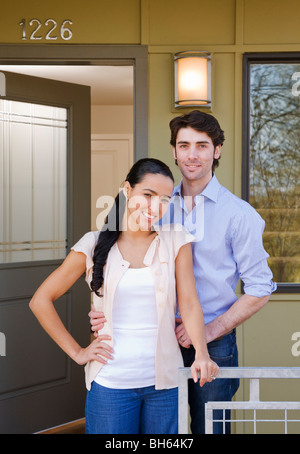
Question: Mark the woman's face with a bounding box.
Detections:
[123,173,174,231]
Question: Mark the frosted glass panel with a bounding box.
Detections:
[0,100,67,263]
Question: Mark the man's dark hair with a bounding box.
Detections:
[169,110,225,171]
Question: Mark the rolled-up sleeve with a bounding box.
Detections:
[231,208,277,297]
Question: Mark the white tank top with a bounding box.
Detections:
[95,267,158,389]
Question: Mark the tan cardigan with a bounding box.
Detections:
[71,224,194,391]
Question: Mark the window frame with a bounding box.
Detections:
[242,52,300,294]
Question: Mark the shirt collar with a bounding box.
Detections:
[201,174,220,203]
[143,228,169,266]
[173,174,220,203]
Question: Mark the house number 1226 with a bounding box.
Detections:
[19,19,73,41]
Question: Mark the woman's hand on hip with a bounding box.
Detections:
[73,335,113,365]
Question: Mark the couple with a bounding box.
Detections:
[30,111,276,434]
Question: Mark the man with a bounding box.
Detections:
[90,110,276,434]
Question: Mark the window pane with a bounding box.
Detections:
[0,100,67,263]
[249,63,300,284]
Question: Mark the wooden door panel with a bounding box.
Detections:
[0,71,91,433]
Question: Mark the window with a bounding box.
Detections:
[243,54,300,292]
[0,100,67,263]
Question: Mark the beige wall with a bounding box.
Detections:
[1,0,300,433]
[91,106,133,135]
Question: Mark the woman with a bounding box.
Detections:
[29,158,218,434]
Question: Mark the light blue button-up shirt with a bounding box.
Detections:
[160,175,277,325]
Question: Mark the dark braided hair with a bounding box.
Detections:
[90,158,174,296]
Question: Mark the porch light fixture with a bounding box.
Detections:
[174,51,211,108]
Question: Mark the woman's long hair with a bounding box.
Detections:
[90,158,174,296]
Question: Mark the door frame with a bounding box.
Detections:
[0,44,148,161]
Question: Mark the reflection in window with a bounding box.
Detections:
[249,63,300,284]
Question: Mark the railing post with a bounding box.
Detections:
[205,405,214,434]
[178,368,189,434]
[249,378,260,401]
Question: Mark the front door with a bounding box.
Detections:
[0,71,91,433]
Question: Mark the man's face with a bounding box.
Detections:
[172,127,221,185]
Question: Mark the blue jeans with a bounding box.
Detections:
[85,382,178,434]
[181,329,239,434]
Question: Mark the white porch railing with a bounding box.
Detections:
[178,367,300,434]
